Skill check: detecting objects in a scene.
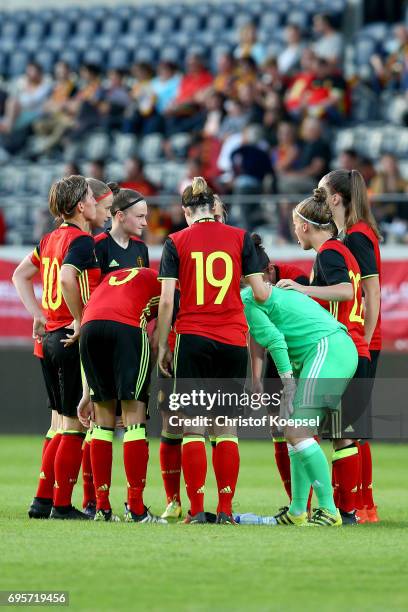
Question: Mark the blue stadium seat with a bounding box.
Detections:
[355,37,376,66]
[133,47,156,65]
[234,13,257,30]
[1,21,22,40]
[25,20,48,40]
[45,37,66,53]
[159,46,183,65]
[179,14,203,33]
[113,5,136,21]
[0,52,8,77]
[34,50,56,74]
[261,12,283,32]
[95,35,116,52]
[83,5,109,22]
[166,3,187,19]
[49,20,72,40]
[265,41,284,59]
[148,33,167,51]
[83,48,106,67]
[361,23,389,43]
[107,47,131,70]
[207,14,230,32]
[70,37,90,53]
[58,49,82,71]
[75,18,99,38]
[128,16,151,36]
[286,10,309,29]
[8,51,30,77]
[154,15,178,34]
[101,18,125,37]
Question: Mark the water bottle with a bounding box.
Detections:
[234,513,277,525]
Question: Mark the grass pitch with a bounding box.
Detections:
[0,437,407,611]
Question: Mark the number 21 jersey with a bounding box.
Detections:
[159,219,261,347]
[30,223,101,331]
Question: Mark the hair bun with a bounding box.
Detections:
[251,233,263,247]
[191,176,208,197]
[312,187,327,204]
[107,181,120,196]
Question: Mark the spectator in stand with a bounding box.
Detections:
[338,148,360,171]
[88,159,107,183]
[262,92,287,147]
[33,61,77,154]
[230,124,275,229]
[278,24,304,75]
[213,52,237,97]
[123,62,161,135]
[285,48,316,117]
[164,53,213,135]
[0,62,51,135]
[120,156,159,196]
[305,57,348,124]
[313,14,344,67]
[257,57,287,99]
[219,99,249,139]
[278,117,330,193]
[64,63,104,141]
[202,91,226,138]
[150,61,181,114]
[370,24,408,91]
[63,161,81,176]
[234,22,266,66]
[370,153,408,241]
[236,81,264,125]
[359,156,376,187]
[99,69,131,131]
[271,121,300,174]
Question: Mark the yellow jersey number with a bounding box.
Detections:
[41,257,62,311]
[349,270,364,324]
[191,251,233,305]
[108,268,140,286]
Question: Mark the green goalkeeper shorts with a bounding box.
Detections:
[293,330,358,419]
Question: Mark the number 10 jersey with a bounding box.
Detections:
[158,218,262,347]
[30,222,101,332]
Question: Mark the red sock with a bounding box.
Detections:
[182,439,206,516]
[159,436,182,504]
[90,427,114,512]
[360,441,374,508]
[273,440,292,501]
[123,426,149,515]
[42,438,51,459]
[354,441,363,509]
[82,440,96,508]
[213,438,240,515]
[307,487,313,512]
[332,444,359,513]
[36,433,62,500]
[53,433,85,507]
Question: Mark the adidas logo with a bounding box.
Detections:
[219,486,232,494]
[39,471,46,480]
[196,486,205,494]
[351,486,358,493]
[98,484,109,491]
[344,425,355,433]
[109,259,119,267]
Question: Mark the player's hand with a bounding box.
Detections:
[252,379,264,395]
[32,315,46,340]
[276,279,303,292]
[61,319,81,347]
[77,396,94,428]
[280,376,296,421]
[158,345,173,378]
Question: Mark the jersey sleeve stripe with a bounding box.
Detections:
[32,248,40,261]
[62,263,82,274]
[244,272,264,278]
[361,273,379,279]
[157,277,178,281]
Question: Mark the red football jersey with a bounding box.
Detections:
[316,240,370,359]
[275,263,309,284]
[82,267,161,329]
[346,221,382,351]
[30,223,101,332]
[159,219,261,347]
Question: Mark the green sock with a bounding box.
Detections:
[297,441,336,514]
[288,448,311,516]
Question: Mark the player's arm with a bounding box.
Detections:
[61,235,96,347]
[244,300,292,376]
[158,238,179,377]
[242,232,270,302]
[248,334,265,393]
[347,232,380,345]
[12,253,46,339]
[277,250,353,301]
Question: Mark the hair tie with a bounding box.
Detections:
[295,210,332,227]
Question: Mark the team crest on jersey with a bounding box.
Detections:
[109,259,119,267]
[136,256,144,267]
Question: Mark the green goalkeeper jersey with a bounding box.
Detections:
[241,285,347,374]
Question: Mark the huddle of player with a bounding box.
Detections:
[12,167,381,526]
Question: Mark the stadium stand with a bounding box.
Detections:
[0,0,408,246]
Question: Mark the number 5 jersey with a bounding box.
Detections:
[158,218,262,347]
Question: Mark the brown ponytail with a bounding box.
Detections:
[321,169,381,238]
[182,176,214,211]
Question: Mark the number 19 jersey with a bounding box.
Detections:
[30,223,100,332]
[159,219,262,347]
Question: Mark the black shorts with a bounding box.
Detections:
[172,333,248,417]
[42,328,82,418]
[80,320,150,404]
